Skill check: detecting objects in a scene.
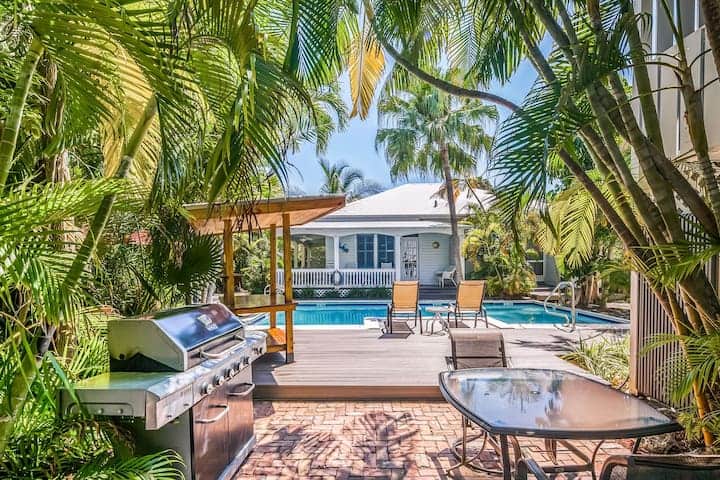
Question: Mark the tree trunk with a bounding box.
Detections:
[439,143,463,279]
[701,0,720,80]
[63,96,158,289]
[0,37,44,187]
[0,326,54,457]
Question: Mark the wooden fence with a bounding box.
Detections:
[630,256,718,408]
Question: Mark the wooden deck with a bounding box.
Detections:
[251,323,627,401]
[252,325,450,400]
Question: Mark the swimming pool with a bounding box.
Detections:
[252,301,625,327]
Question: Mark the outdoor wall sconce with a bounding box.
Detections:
[340,243,349,253]
[432,241,440,249]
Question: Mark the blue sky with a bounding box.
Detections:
[285,56,540,194]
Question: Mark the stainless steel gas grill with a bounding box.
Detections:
[60,304,267,480]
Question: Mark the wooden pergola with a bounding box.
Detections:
[185,195,345,362]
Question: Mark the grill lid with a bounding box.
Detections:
[108,303,262,372]
[149,304,242,350]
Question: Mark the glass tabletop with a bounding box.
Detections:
[439,368,680,439]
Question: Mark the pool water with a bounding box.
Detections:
[254,301,620,327]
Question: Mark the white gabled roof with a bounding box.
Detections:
[324,182,493,220]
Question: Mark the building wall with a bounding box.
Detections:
[324,236,334,269]
[338,234,357,269]
[418,233,451,285]
[542,254,560,286]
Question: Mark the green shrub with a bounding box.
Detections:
[0,317,183,478]
[561,335,630,388]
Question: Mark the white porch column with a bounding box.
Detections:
[333,235,340,271]
[458,228,466,280]
[394,235,402,282]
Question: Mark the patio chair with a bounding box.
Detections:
[517,453,720,480]
[449,328,507,370]
[446,329,508,475]
[437,267,457,287]
[449,280,488,328]
[385,281,420,334]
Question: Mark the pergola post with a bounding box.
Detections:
[223,219,235,306]
[282,213,294,362]
[269,224,277,329]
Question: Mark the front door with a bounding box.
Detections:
[400,237,418,280]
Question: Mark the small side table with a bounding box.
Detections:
[425,306,453,335]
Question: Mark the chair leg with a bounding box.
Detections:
[387,307,392,334]
[474,312,478,328]
[419,310,422,334]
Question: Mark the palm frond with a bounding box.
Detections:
[348,13,385,119]
[0,179,142,323]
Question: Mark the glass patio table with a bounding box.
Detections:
[439,368,681,479]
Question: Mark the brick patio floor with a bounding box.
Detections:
[235,401,631,479]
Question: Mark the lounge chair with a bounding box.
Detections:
[446,329,508,475]
[449,280,488,328]
[437,267,457,287]
[517,453,720,479]
[385,281,420,334]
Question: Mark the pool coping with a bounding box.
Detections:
[246,299,629,330]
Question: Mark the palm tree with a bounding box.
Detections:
[375,71,497,273]
[318,158,381,200]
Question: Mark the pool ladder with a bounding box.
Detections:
[543,281,577,331]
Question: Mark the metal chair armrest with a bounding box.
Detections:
[516,457,550,480]
[598,455,630,480]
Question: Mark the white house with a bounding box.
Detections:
[278,183,557,289]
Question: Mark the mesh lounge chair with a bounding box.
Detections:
[446,329,508,475]
[449,328,507,369]
[385,281,420,334]
[449,280,489,328]
[517,453,720,480]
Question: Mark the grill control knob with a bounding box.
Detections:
[203,383,215,395]
[227,367,237,377]
[213,375,225,386]
[243,356,250,366]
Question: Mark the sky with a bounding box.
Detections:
[285,56,542,194]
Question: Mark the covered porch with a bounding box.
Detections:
[282,230,460,288]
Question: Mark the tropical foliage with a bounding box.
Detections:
[361,0,720,448]
[462,207,537,298]
[562,335,630,388]
[537,176,629,306]
[318,158,383,200]
[376,71,497,272]
[0,0,355,472]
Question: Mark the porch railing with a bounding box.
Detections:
[276,268,396,289]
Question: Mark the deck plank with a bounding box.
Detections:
[250,324,625,400]
[251,326,450,399]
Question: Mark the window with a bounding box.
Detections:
[377,235,394,268]
[356,234,374,268]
